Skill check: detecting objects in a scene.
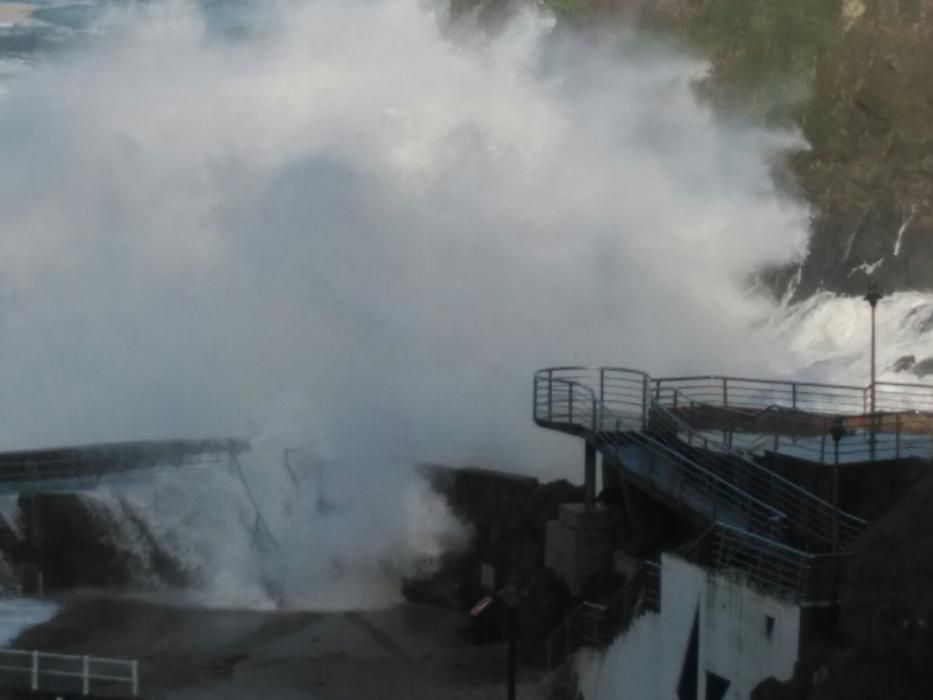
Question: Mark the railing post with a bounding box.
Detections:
[547,370,553,422]
[31,651,38,691]
[643,376,650,431]
[132,659,139,697]
[569,382,574,425]
[599,369,605,430]
[792,383,797,410]
[584,442,597,512]
[83,655,90,696]
[723,378,729,408]
[895,413,901,459]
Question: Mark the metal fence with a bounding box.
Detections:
[533,367,867,551]
[652,379,933,464]
[708,522,845,604]
[0,649,139,698]
[543,561,660,670]
[535,367,933,467]
[0,438,248,485]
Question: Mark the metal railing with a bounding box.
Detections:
[648,395,866,548]
[0,438,248,485]
[652,376,933,464]
[705,522,844,604]
[533,368,866,551]
[543,561,659,670]
[532,366,933,601]
[534,367,650,433]
[0,649,139,698]
[673,403,933,465]
[656,396,933,465]
[654,376,870,415]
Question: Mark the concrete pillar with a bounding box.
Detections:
[584,442,596,511]
[545,504,617,595]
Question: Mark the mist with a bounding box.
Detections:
[0,0,815,606]
[0,0,810,472]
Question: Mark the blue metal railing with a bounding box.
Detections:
[533,367,868,550]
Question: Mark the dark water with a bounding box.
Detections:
[32,3,105,30]
[0,0,255,62]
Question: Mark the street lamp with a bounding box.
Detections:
[864,283,883,413]
[471,584,522,700]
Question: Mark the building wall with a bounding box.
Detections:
[577,612,663,700]
[578,554,801,700]
[700,560,801,699]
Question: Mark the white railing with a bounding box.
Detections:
[0,648,139,698]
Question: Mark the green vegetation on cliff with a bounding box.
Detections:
[452,0,933,297]
[683,0,841,124]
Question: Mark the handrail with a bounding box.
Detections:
[645,399,866,547]
[660,388,933,464]
[654,375,933,417]
[535,368,866,550]
[0,438,248,484]
[0,648,139,698]
[543,559,659,669]
[704,522,845,603]
[655,374,865,391]
[532,365,933,599]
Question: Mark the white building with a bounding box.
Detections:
[578,553,803,700]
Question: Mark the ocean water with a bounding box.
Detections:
[0,598,58,645]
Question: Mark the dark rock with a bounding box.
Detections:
[918,310,933,333]
[407,465,584,656]
[754,470,933,699]
[751,675,808,700]
[912,356,933,377]
[891,354,916,373]
[18,491,189,591]
[413,465,583,604]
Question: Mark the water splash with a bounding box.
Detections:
[0,0,820,607]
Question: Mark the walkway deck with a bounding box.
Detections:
[0,438,248,485]
[533,366,933,602]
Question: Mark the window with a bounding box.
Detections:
[765,614,776,639]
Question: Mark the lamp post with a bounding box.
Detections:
[471,584,521,700]
[864,283,883,459]
[864,283,883,413]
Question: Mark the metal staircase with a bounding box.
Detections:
[534,367,933,591]
[533,367,933,664]
[533,368,870,552]
[544,560,659,669]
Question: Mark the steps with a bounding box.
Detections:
[543,561,659,670]
[534,367,868,553]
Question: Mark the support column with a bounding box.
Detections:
[584,442,596,511]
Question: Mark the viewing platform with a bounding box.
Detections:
[533,366,933,605]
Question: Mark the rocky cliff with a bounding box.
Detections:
[467,0,933,300]
[752,469,933,700]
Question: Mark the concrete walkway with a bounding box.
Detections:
[11,594,551,700]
